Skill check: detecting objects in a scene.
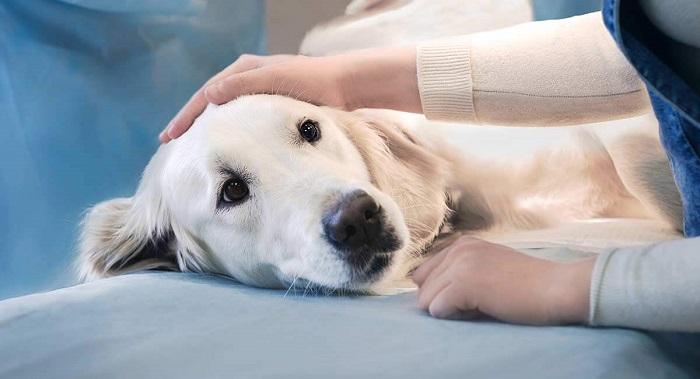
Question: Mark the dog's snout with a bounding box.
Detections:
[323,191,381,250]
[322,190,400,278]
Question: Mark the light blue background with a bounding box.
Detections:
[0,0,265,299]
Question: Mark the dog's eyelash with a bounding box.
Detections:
[215,181,252,212]
[214,163,254,211]
[295,117,321,145]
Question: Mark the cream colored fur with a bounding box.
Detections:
[301,0,532,56]
[78,96,681,291]
[78,0,682,291]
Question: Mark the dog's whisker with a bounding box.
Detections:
[269,76,276,96]
[292,85,310,103]
[287,266,310,297]
[285,79,302,101]
[283,274,300,298]
[302,279,312,298]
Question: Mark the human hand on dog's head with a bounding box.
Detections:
[161,54,297,142]
[161,47,420,143]
[412,236,595,325]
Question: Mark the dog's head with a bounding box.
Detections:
[78,95,449,290]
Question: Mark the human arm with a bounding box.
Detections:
[413,236,700,332]
[589,237,700,331]
[162,12,650,141]
[417,11,650,124]
[161,47,421,142]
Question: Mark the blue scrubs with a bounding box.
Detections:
[0,0,265,299]
[604,0,700,237]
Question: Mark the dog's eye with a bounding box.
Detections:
[298,119,321,143]
[221,178,249,204]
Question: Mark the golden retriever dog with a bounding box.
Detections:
[78,0,681,292]
[78,95,681,291]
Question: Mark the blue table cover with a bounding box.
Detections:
[1,272,698,379]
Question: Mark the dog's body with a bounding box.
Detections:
[300,0,533,56]
[78,0,682,292]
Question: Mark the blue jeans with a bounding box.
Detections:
[604,0,700,237]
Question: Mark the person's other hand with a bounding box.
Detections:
[160,47,419,143]
[412,236,595,325]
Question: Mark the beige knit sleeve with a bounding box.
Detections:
[588,238,700,332]
[416,12,652,125]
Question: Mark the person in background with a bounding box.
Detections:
[0,0,265,299]
[160,0,700,332]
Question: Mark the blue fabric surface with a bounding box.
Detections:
[532,0,601,20]
[603,0,700,236]
[0,0,265,299]
[0,272,698,379]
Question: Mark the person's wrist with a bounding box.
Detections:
[332,53,364,111]
[551,258,596,324]
[336,46,420,112]
[381,46,421,113]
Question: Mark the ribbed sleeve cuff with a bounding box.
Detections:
[588,248,617,326]
[416,39,476,122]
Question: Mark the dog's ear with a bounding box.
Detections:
[78,148,219,282]
[77,197,179,281]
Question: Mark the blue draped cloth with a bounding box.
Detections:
[0,0,265,299]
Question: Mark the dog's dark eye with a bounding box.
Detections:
[221,178,249,204]
[298,119,320,143]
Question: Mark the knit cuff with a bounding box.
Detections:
[416,38,476,122]
[588,248,617,326]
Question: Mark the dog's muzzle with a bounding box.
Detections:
[322,190,400,277]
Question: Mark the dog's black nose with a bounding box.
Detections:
[323,191,381,251]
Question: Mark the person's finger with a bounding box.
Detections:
[201,55,274,92]
[416,249,461,307]
[411,247,453,286]
[203,69,272,105]
[161,55,268,142]
[428,285,480,320]
[162,90,209,142]
[417,276,451,310]
[412,235,483,285]
[159,130,169,143]
[204,55,311,105]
